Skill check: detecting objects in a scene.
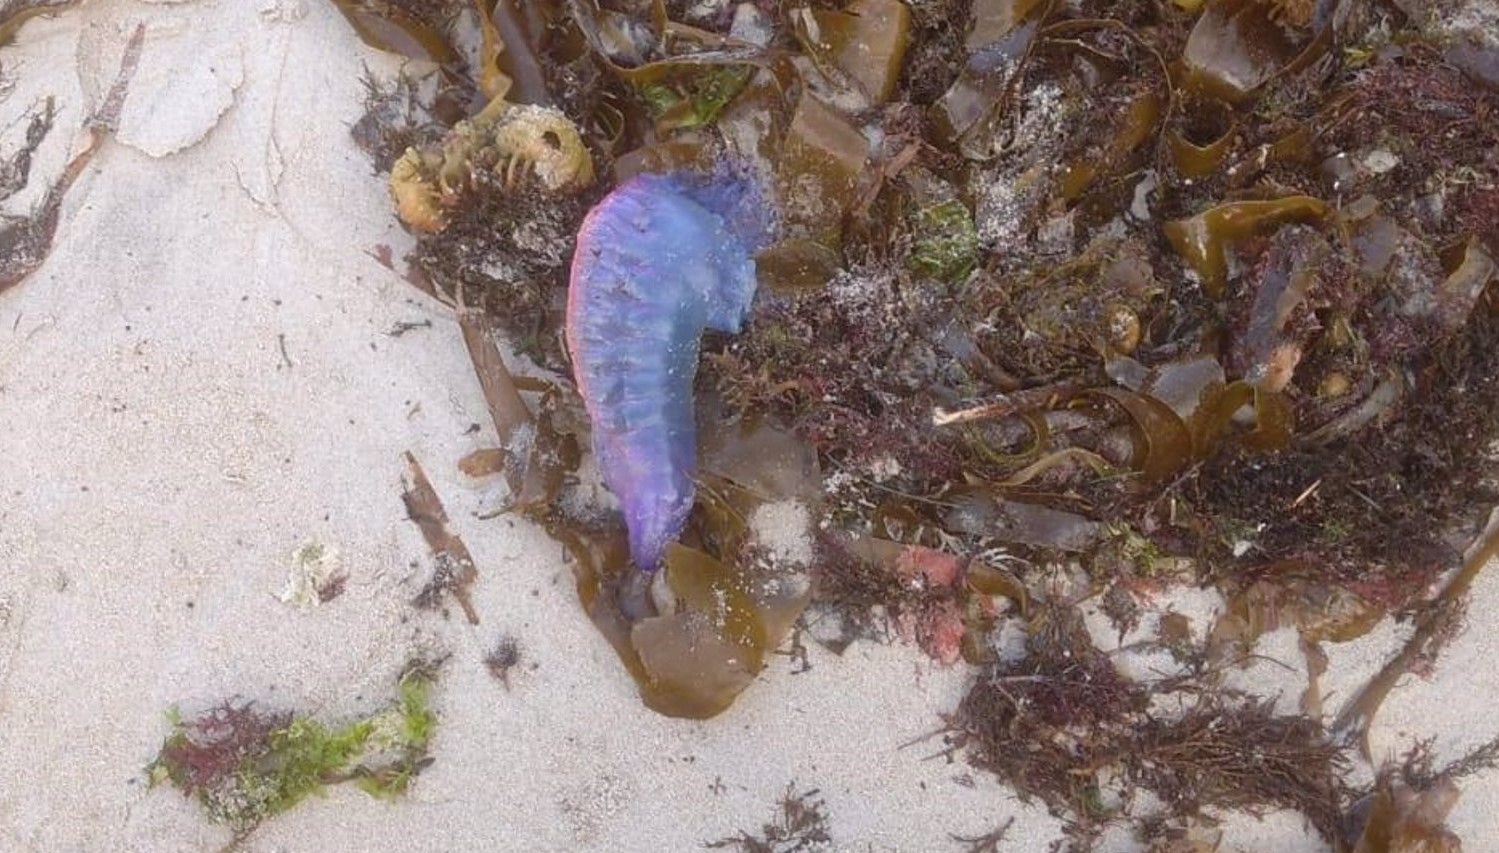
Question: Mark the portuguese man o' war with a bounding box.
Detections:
[566,167,774,574]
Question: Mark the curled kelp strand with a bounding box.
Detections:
[995,447,1115,487]
[1188,380,1294,456]
[1168,98,1239,178]
[1163,196,1329,298]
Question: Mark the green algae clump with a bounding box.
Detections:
[147,666,438,837]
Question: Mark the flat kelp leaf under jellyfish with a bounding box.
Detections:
[563,166,824,716]
[560,419,820,719]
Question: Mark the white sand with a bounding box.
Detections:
[0,3,1495,852]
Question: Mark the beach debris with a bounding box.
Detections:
[950,817,1015,853]
[278,541,346,607]
[402,451,480,624]
[947,595,1350,843]
[811,535,1025,664]
[147,664,438,838]
[1,23,141,294]
[483,633,523,688]
[456,310,577,511]
[705,783,832,852]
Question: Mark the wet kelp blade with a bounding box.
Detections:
[943,490,1102,552]
[563,421,818,718]
[630,545,768,719]
[1085,389,1193,483]
[932,13,1043,148]
[776,94,871,245]
[698,417,822,505]
[327,0,458,65]
[795,0,911,104]
[1180,0,1308,102]
[476,0,549,104]
[1055,89,1162,201]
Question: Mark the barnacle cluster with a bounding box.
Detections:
[389,98,594,233]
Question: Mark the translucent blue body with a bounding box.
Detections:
[566,170,770,571]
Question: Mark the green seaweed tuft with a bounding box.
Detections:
[909,199,978,285]
[147,665,439,836]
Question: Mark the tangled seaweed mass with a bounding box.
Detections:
[566,168,774,576]
[337,0,1499,840]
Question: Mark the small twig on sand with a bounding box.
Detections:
[950,816,1014,853]
[401,451,481,624]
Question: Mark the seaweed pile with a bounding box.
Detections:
[332,0,1499,847]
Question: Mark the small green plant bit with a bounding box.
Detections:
[147,665,439,837]
[909,198,979,285]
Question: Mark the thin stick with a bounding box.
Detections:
[401,451,481,625]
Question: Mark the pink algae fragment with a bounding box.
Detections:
[893,544,975,664]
